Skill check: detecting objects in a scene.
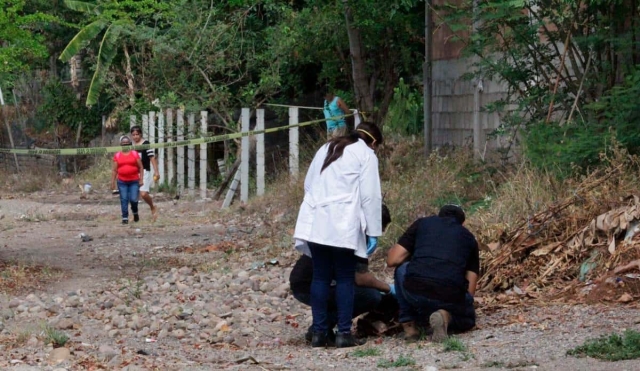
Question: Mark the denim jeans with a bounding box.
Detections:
[293,286,382,331]
[308,242,356,334]
[117,179,140,221]
[394,262,475,333]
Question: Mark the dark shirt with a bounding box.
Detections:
[135,139,155,171]
[289,254,369,294]
[398,215,479,304]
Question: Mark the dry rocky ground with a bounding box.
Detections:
[1,190,640,371]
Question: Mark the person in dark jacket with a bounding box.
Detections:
[386,204,479,342]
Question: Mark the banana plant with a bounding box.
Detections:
[58,0,133,107]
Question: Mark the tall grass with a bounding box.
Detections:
[251,134,586,257]
[0,167,59,193]
[0,155,114,194]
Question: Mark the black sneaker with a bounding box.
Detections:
[122,219,128,225]
[133,214,139,222]
[335,332,366,348]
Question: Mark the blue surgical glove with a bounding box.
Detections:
[366,236,378,256]
[388,283,396,297]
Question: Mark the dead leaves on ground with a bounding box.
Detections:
[175,242,235,254]
[478,165,640,305]
[0,261,65,295]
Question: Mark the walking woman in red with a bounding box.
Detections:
[110,135,144,224]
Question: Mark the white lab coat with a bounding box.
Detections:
[294,139,382,259]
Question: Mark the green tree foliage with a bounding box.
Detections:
[59,0,173,107]
[269,0,424,124]
[443,0,640,169]
[13,0,427,133]
[142,0,291,125]
[385,78,423,136]
[36,78,109,140]
[0,0,56,87]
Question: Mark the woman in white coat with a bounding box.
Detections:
[294,121,383,348]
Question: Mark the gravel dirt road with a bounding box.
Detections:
[1,191,639,370]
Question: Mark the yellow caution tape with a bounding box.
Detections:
[0,114,354,156]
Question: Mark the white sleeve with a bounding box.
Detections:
[304,144,327,193]
[359,152,382,237]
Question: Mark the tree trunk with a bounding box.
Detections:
[124,45,135,106]
[342,0,375,121]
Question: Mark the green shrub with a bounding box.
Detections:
[568,330,640,361]
[43,325,69,348]
[443,337,467,352]
[525,66,640,174]
[352,348,381,357]
[384,78,423,136]
[377,355,416,368]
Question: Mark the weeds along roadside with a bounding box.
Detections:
[0,155,113,195]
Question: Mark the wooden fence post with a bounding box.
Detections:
[289,107,299,180]
[240,108,250,203]
[256,109,265,196]
[200,111,208,199]
[176,109,185,195]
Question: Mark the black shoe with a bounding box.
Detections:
[133,214,139,222]
[305,326,313,343]
[311,332,327,348]
[335,332,366,348]
[326,329,336,347]
[307,326,336,346]
[122,219,128,225]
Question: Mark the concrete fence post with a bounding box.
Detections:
[176,110,185,195]
[240,108,250,203]
[256,109,265,196]
[158,111,165,185]
[166,109,175,186]
[200,111,208,199]
[289,107,299,181]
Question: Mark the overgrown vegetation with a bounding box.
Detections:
[42,324,69,348]
[480,361,505,368]
[442,337,468,352]
[352,348,381,357]
[376,355,415,368]
[443,0,640,171]
[568,330,640,361]
[0,261,64,295]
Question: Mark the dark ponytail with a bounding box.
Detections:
[321,122,383,172]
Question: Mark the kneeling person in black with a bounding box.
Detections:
[289,204,394,343]
[387,204,479,342]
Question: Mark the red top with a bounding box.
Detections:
[114,151,141,182]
